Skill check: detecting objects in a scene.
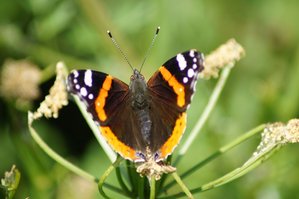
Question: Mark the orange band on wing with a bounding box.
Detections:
[95,75,113,121]
[160,112,187,158]
[159,66,185,107]
[100,126,136,160]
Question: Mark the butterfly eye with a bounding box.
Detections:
[130,75,135,81]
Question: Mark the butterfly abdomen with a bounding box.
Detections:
[135,109,152,144]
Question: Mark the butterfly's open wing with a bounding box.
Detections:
[67,70,145,161]
[147,50,204,159]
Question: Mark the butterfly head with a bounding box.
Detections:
[129,69,146,92]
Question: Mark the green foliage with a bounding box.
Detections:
[1,0,299,198]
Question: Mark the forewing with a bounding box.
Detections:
[67,70,144,161]
[147,50,204,159]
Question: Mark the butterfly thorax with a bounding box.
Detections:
[129,69,148,109]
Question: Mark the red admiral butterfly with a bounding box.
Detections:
[67,27,204,169]
[67,49,204,164]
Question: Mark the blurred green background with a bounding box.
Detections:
[1,0,299,198]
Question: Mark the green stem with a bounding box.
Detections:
[103,183,127,193]
[193,145,281,194]
[160,126,278,199]
[27,112,97,182]
[138,177,145,199]
[171,172,193,199]
[98,156,123,198]
[126,161,139,195]
[116,165,132,196]
[149,177,156,199]
[161,124,266,193]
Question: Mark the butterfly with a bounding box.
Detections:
[67,50,204,167]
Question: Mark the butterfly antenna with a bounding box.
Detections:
[139,26,160,72]
[107,30,134,71]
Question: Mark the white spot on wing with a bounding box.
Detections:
[189,50,195,57]
[193,58,197,63]
[73,79,78,84]
[176,54,187,71]
[183,77,188,83]
[88,93,94,99]
[80,87,87,96]
[192,64,197,69]
[188,68,195,78]
[73,70,79,78]
[75,84,80,90]
[84,70,92,87]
